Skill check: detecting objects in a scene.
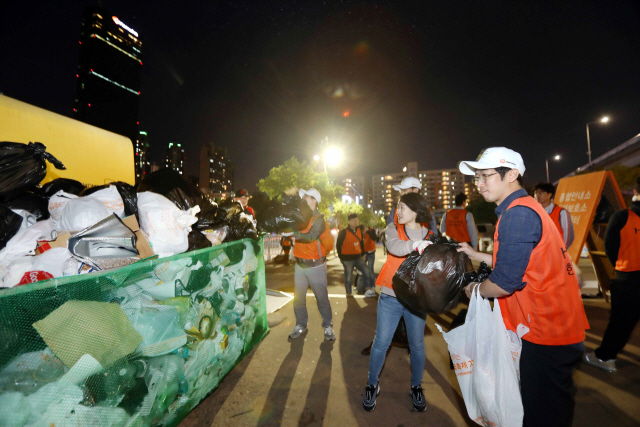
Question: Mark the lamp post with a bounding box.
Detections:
[546,154,561,182]
[586,116,610,165]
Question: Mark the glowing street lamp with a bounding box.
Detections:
[324,147,342,172]
[546,154,561,182]
[313,154,320,161]
[586,116,610,165]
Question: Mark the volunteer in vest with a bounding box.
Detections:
[456,147,589,427]
[234,189,255,220]
[363,226,378,274]
[363,192,434,413]
[585,176,640,372]
[280,235,293,265]
[440,192,479,250]
[286,188,335,341]
[386,176,438,234]
[534,182,574,248]
[336,214,376,298]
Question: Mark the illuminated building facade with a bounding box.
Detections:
[74,6,142,142]
[134,131,151,181]
[165,142,185,174]
[199,142,234,199]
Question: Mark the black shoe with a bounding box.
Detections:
[363,383,380,412]
[411,386,427,412]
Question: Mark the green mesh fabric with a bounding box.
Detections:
[0,237,269,427]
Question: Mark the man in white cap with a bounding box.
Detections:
[286,188,335,341]
[456,147,589,427]
[386,177,438,234]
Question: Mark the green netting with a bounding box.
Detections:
[0,236,269,427]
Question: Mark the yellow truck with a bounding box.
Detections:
[0,94,134,187]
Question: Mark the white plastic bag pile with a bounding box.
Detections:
[436,287,528,427]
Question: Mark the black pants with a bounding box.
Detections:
[595,278,640,361]
[520,340,583,427]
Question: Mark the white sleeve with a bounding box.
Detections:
[440,212,447,234]
[466,212,479,250]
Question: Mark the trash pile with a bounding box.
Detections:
[256,194,313,233]
[393,234,474,316]
[0,238,268,427]
[0,145,258,288]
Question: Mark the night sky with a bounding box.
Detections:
[2,1,639,191]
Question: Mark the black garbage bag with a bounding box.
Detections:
[462,261,493,286]
[81,181,139,220]
[216,200,259,242]
[0,142,66,202]
[393,234,473,316]
[41,178,85,197]
[0,205,23,249]
[2,191,50,220]
[138,169,218,231]
[257,194,313,233]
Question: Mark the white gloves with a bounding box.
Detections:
[280,232,294,237]
[412,240,432,255]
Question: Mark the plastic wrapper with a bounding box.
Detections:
[138,169,218,231]
[0,142,66,203]
[48,190,78,223]
[59,197,111,232]
[0,205,23,250]
[393,234,473,316]
[82,181,138,220]
[2,192,50,221]
[41,178,85,197]
[257,194,313,233]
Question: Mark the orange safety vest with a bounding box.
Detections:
[376,224,433,289]
[615,209,640,272]
[282,237,292,248]
[549,205,564,240]
[341,227,364,256]
[445,208,470,243]
[494,196,589,346]
[294,216,326,260]
[363,230,377,252]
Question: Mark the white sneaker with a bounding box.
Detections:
[364,289,377,298]
[289,325,307,339]
[324,325,336,341]
[584,351,617,372]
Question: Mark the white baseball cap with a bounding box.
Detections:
[299,188,321,204]
[458,147,526,176]
[393,177,422,191]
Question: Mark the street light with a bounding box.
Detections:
[313,154,320,161]
[546,154,561,182]
[586,116,610,165]
[325,147,342,172]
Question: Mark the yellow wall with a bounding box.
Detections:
[0,95,134,187]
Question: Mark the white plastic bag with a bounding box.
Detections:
[436,289,526,427]
[48,190,78,223]
[59,197,110,232]
[137,192,200,258]
[86,185,125,218]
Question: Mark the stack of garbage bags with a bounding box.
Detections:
[393,234,475,316]
[256,194,313,233]
[0,240,266,427]
[0,143,258,288]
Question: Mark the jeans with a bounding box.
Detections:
[595,278,640,361]
[342,257,374,294]
[294,263,332,328]
[365,251,375,274]
[367,294,426,387]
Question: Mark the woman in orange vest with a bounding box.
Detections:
[457,147,588,427]
[585,176,640,372]
[363,192,433,413]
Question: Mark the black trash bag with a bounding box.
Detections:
[0,142,66,202]
[393,234,473,316]
[0,205,24,249]
[41,178,85,197]
[216,200,259,242]
[187,229,211,252]
[138,169,218,231]
[2,191,50,220]
[81,181,139,220]
[462,261,493,286]
[257,194,313,233]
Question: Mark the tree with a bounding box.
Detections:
[257,156,344,217]
[332,200,363,228]
[466,197,497,225]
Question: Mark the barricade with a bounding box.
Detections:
[0,237,269,427]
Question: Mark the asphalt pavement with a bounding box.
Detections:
[180,245,640,427]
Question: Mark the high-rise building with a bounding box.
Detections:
[332,176,365,205]
[464,178,481,202]
[372,163,466,216]
[73,6,142,142]
[134,131,151,181]
[165,142,185,174]
[199,142,234,199]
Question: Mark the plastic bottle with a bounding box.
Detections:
[101,359,148,406]
[62,257,79,276]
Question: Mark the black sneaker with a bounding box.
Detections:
[363,383,380,412]
[411,386,427,412]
